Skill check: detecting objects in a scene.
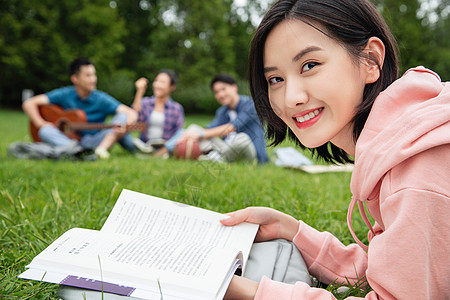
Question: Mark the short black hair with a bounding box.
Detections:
[68,57,93,76]
[159,69,178,86]
[210,74,236,89]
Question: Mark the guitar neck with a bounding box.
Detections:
[67,122,146,131]
[69,122,113,131]
[30,104,146,142]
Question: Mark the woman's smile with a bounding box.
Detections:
[293,107,324,129]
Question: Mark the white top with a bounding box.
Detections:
[225,110,238,143]
[147,111,165,140]
[228,110,237,122]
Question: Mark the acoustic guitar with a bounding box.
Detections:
[30,104,146,142]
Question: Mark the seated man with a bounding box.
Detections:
[162,74,268,164]
[22,57,138,159]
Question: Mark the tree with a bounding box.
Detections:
[374,0,449,80]
[127,0,252,112]
[0,0,127,107]
[1,0,446,110]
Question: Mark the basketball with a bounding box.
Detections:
[174,139,202,160]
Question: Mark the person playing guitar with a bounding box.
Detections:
[22,57,141,159]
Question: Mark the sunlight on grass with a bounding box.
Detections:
[0,109,367,299]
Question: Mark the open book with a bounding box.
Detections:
[19,189,259,300]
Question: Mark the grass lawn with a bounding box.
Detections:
[0,109,369,299]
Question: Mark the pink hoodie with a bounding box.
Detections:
[255,67,450,300]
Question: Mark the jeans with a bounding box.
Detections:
[38,113,136,152]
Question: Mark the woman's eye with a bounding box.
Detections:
[302,62,318,72]
[268,77,283,85]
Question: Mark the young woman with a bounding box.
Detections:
[131,69,184,155]
[221,0,449,299]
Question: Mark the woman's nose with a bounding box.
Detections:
[285,81,308,108]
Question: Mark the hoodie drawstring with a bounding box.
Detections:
[347,197,372,252]
[358,199,376,236]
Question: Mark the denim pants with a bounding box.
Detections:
[38,113,136,152]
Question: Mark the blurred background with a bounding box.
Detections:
[0,0,449,114]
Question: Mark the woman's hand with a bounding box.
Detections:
[135,77,148,92]
[220,207,299,242]
[224,275,259,300]
[132,77,149,111]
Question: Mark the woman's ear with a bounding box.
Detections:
[364,37,385,84]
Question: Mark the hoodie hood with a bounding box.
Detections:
[348,67,450,250]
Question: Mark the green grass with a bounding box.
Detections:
[0,109,370,299]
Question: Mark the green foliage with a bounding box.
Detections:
[375,0,450,80]
[97,69,138,105]
[172,80,220,114]
[0,0,448,110]
[0,109,368,299]
[0,0,127,107]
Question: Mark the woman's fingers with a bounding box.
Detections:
[220,209,251,226]
[220,207,273,226]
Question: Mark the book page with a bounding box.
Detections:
[21,189,258,299]
[101,189,258,267]
[27,228,242,299]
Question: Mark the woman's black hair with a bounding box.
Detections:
[159,69,178,86]
[249,0,399,164]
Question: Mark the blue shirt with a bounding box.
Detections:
[208,95,268,163]
[46,86,120,135]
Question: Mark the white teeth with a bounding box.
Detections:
[296,109,321,123]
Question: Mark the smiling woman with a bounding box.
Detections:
[220,0,450,299]
[263,19,381,153]
[250,0,399,164]
[129,69,185,157]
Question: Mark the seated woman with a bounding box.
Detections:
[131,69,184,155]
